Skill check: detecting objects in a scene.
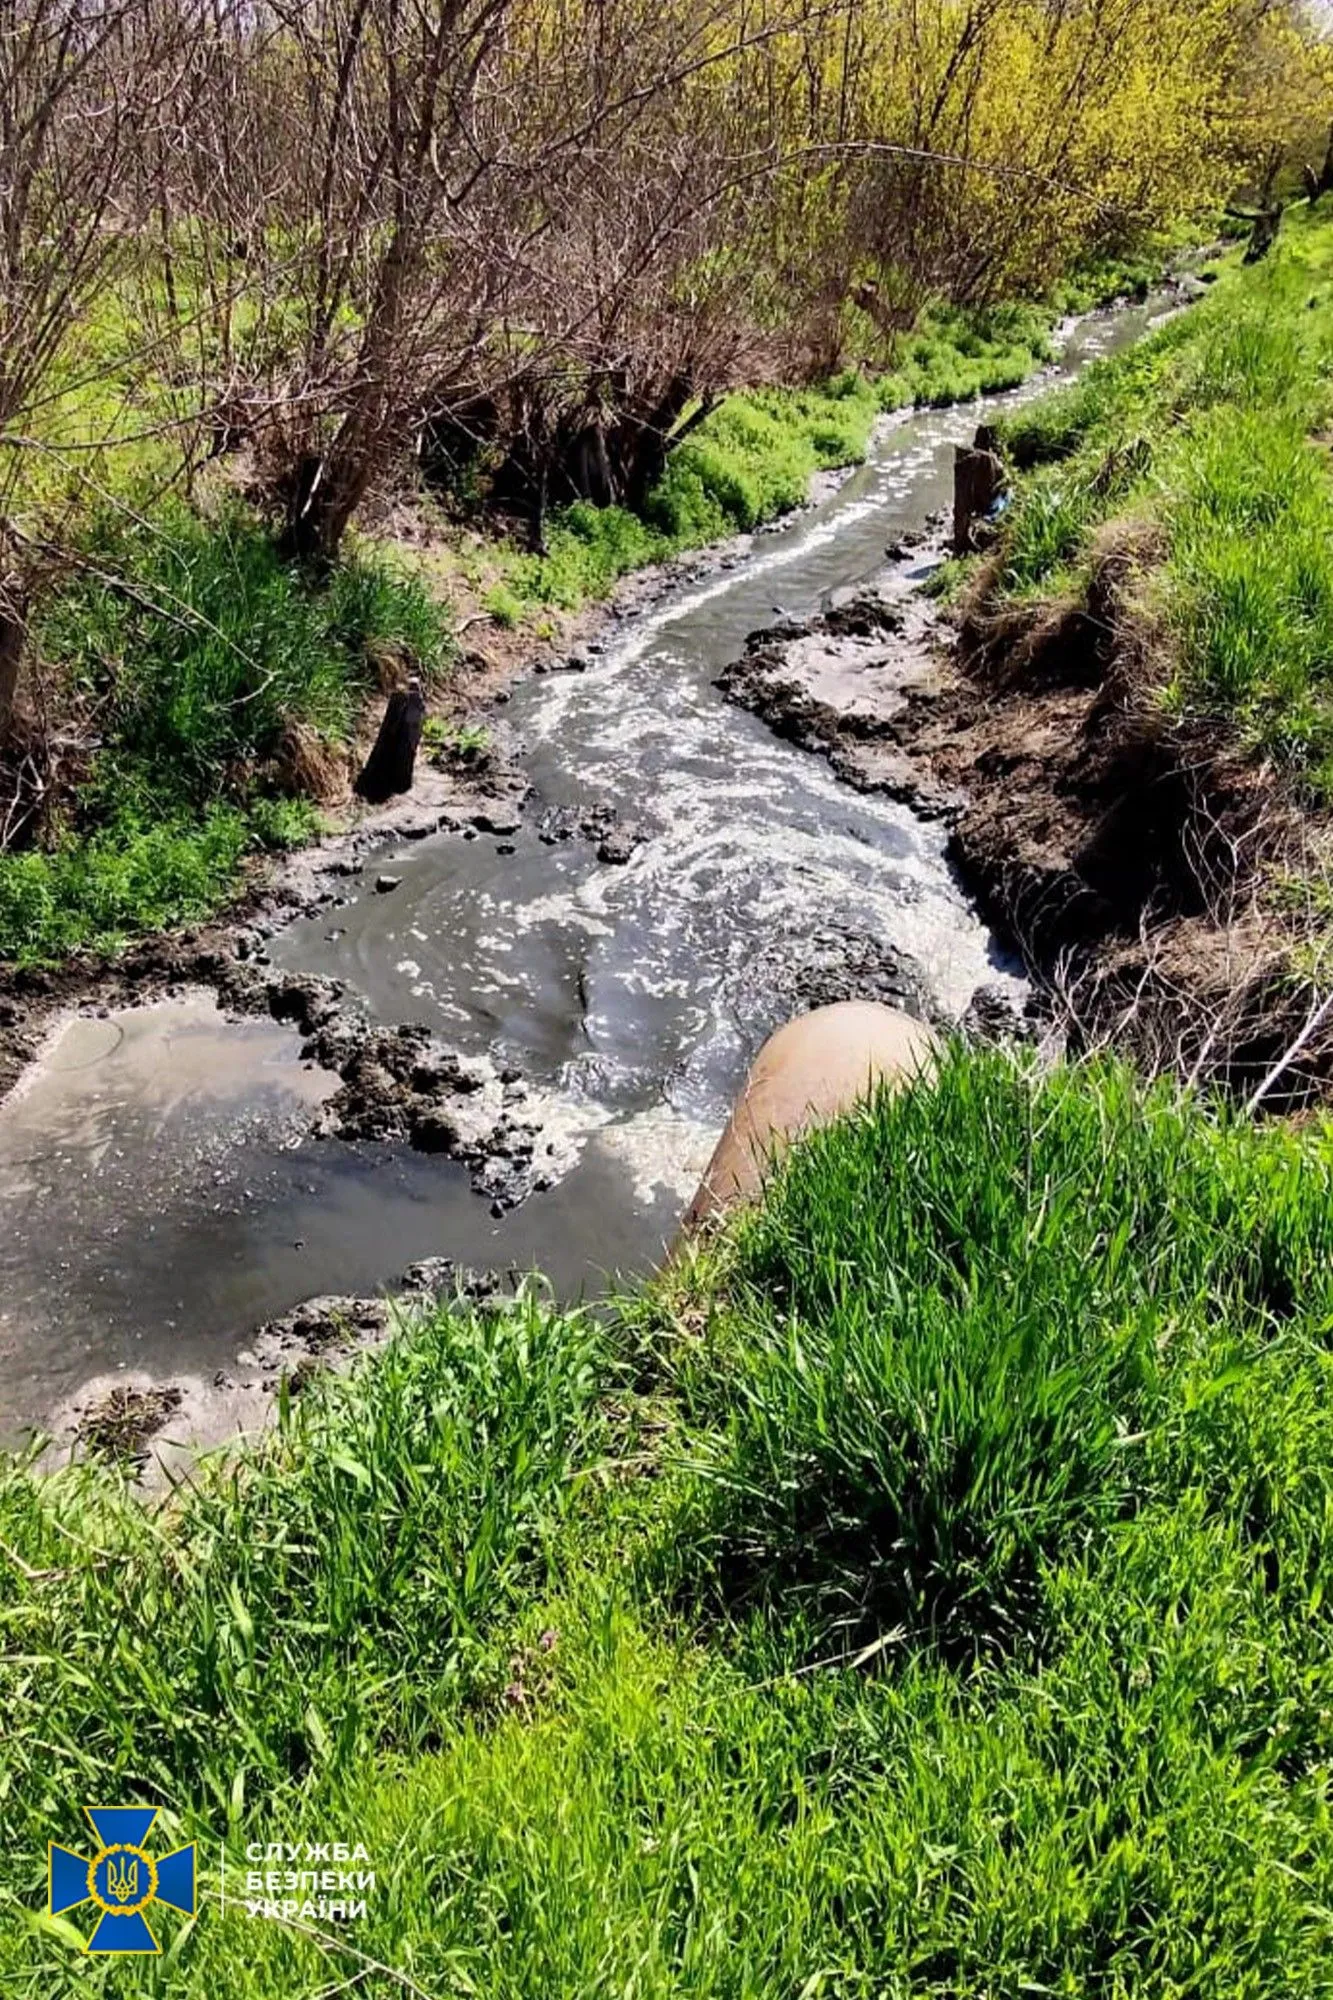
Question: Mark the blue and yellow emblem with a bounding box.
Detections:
[48,1807,195,1953]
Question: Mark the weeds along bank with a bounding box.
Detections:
[898,202,1333,1103]
[3,1049,1333,1993]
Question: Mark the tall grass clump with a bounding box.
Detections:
[666,1048,1333,1656]
[0,1291,609,1855]
[0,504,448,962]
[41,504,448,812]
[990,208,1333,790]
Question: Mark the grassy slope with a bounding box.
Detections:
[4,1050,1333,1994]
[990,205,1333,797]
[0,510,450,964]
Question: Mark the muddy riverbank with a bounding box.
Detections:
[723,499,1330,1107]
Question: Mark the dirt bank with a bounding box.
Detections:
[52,1256,507,1480]
[720,524,1333,1106]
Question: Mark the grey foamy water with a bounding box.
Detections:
[0,297,1171,1443]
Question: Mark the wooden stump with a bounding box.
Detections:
[354,681,426,804]
[953,440,1005,555]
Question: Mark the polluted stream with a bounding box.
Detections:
[0,297,1171,1448]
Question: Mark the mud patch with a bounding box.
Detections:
[717,547,965,822]
[73,1384,185,1466]
[724,923,930,1049]
[48,1258,522,1481]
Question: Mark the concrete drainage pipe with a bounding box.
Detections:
[680,1001,938,1234]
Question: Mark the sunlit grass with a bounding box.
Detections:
[992,210,1333,792]
[0,506,449,963]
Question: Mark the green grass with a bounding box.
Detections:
[3,1050,1333,1993]
[0,506,449,964]
[0,804,311,964]
[989,206,1333,792]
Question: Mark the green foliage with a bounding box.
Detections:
[875,300,1057,413]
[505,502,664,609]
[422,715,489,758]
[0,796,318,966]
[41,506,447,815]
[990,210,1333,788]
[0,1292,608,1852]
[1166,406,1333,773]
[0,809,249,964]
[998,461,1104,591]
[665,1050,1333,1656]
[0,508,448,963]
[1048,245,1163,313]
[650,398,825,539]
[4,1054,1333,1993]
[483,580,527,626]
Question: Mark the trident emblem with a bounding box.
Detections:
[105,1853,140,1904]
[49,1807,195,1954]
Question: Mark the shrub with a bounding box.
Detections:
[668,1049,1333,1657]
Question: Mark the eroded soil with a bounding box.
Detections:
[722,515,1333,1104]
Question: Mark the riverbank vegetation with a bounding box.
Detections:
[992,202,1333,791]
[922,200,1333,1101]
[1,0,1329,964]
[3,1049,1333,1993]
[0,511,448,962]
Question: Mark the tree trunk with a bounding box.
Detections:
[279,450,370,568]
[1305,125,1333,205]
[625,373,697,510]
[528,463,549,555]
[0,583,27,741]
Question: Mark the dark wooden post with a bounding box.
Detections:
[354,677,426,803]
[953,435,1005,555]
